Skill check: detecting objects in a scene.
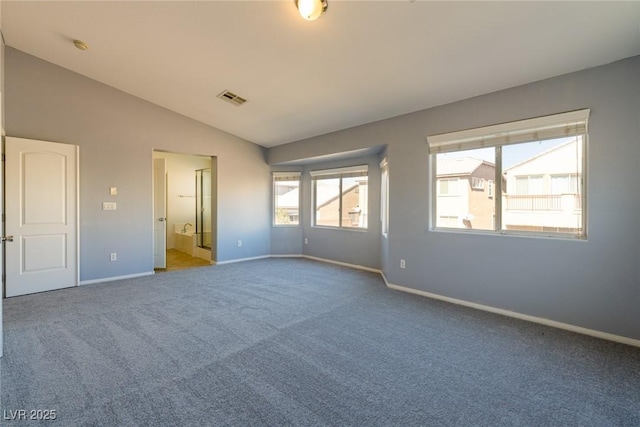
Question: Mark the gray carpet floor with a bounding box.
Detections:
[1,258,639,426]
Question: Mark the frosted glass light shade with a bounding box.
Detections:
[296,0,328,21]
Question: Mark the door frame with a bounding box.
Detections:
[152,150,216,265]
[153,157,167,269]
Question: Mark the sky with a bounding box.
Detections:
[437,136,578,169]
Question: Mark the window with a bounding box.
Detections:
[428,109,589,238]
[311,165,368,229]
[438,215,459,228]
[433,148,495,230]
[438,178,459,196]
[273,172,300,226]
[471,177,485,190]
[515,175,544,195]
[380,158,389,236]
[551,174,578,195]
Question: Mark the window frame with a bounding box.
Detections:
[380,158,389,238]
[311,165,369,230]
[272,171,301,227]
[427,109,589,240]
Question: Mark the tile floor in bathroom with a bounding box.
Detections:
[155,248,211,273]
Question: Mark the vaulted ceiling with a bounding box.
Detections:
[3,1,639,147]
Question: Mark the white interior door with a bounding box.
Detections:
[5,137,78,297]
[153,158,167,268]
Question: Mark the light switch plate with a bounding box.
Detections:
[103,202,117,211]
[109,187,117,196]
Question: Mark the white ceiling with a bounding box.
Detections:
[2,1,639,148]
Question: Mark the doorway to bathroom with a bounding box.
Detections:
[152,151,217,272]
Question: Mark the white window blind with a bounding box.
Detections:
[426,109,590,154]
[310,165,368,180]
[273,171,301,181]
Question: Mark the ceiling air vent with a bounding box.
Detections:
[217,90,247,106]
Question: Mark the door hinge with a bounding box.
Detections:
[1,153,5,162]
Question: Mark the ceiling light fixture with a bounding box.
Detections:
[295,0,328,21]
[73,39,89,51]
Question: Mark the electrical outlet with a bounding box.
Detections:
[110,252,117,261]
[237,240,242,247]
[304,238,308,245]
[400,259,406,269]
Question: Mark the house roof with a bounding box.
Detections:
[277,181,361,210]
[437,157,493,177]
[316,183,359,209]
[504,139,577,173]
[277,188,299,209]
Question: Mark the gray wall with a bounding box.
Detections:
[271,226,303,256]
[269,56,640,340]
[5,48,271,281]
[300,155,381,270]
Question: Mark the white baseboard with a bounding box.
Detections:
[215,255,271,265]
[301,255,381,274]
[383,278,640,348]
[271,253,380,274]
[80,271,155,286]
[213,254,380,276]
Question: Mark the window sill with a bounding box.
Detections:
[312,225,369,233]
[429,227,587,241]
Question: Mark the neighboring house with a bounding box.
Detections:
[275,177,369,228]
[275,183,300,224]
[436,157,496,229]
[316,179,368,228]
[502,138,583,233]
